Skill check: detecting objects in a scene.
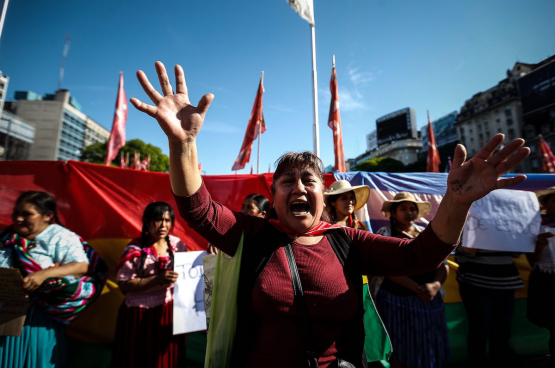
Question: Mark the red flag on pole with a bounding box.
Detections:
[327,57,346,172]
[105,72,128,166]
[426,111,441,173]
[232,75,266,171]
[539,135,555,173]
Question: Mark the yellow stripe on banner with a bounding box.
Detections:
[442,254,533,304]
[67,238,131,343]
[363,275,368,284]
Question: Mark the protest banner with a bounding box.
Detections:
[202,254,217,332]
[0,268,31,336]
[173,251,207,335]
[462,189,541,252]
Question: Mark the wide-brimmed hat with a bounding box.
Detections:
[324,180,370,211]
[381,192,432,218]
[536,186,555,205]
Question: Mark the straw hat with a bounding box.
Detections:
[536,186,555,204]
[381,192,432,218]
[324,180,370,211]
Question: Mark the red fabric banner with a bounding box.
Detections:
[539,136,555,173]
[327,66,346,172]
[104,73,128,166]
[426,111,441,172]
[232,74,266,171]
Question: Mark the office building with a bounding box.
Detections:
[13,90,109,161]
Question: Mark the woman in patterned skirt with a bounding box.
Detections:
[375,192,450,368]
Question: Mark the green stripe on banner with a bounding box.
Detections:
[445,300,550,363]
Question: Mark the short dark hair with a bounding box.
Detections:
[271,151,324,195]
[15,191,62,226]
[244,193,270,214]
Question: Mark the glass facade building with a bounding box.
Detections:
[58,110,86,160]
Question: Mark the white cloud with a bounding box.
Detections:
[266,103,295,113]
[319,88,367,112]
[347,66,373,87]
[202,121,241,134]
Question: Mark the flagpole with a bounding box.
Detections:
[310,24,320,157]
[257,71,264,175]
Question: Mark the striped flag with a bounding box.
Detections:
[105,73,128,166]
[426,111,441,172]
[328,61,346,172]
[232,74,266,171]
[539,135,555,173]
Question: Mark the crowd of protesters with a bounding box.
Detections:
[0,60,553,368]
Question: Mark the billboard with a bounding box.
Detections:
[421,111,459,149]
[517,60,555,115]
[376,108,416,146]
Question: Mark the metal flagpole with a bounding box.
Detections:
[257,71,264,175]
[0,0,9,42]
[310,24,320,157]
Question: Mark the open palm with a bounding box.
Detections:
[130,61,213,143]
[447,134,530,206]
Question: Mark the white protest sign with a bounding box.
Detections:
[173,251,207,335]
[462,189,541,252]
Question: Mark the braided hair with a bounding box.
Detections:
[325,191,362,229]
[140,202,176,269]
[15,191,63,226]
[388,202,401,238]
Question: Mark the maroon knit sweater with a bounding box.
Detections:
[175,183,456,368]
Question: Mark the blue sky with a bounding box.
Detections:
[1,0,554,174]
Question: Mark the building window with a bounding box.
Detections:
[405,156,409,160]
[478,124,482,131]
[498,128,502,133]
[532,159,539,169]
[496,118,501,124]
[460,127,464,134]
[469,128,473,133]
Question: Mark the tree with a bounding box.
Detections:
[81,139,170,172]
[356,157,406,173]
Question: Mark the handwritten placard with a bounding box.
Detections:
[462,189,541,252]
[0,268,31,336]
[173,251,207,335]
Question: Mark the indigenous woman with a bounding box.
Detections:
[111,202,187,368]
[375,192,450,368]
[324,180,370,230]
[129,61,529,368]
[241,193,270,218]
[0,191,104,368]
[208,193,270,254]
[527,187,555,366]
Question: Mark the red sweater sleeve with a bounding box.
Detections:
[173,182,266,256]
[344,225,457,276]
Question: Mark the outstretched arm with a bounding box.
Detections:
[430,134,529,244]
[130,61,213,196]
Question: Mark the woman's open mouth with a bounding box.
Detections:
[290,201,311,216]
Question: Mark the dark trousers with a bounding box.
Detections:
[458,282,517,368]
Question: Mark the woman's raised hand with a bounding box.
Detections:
[446,134,530,206]
[130,61,214,143]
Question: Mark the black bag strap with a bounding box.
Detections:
[284,242,319,368]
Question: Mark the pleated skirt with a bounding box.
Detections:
[0,305,66,368]
[527,269,555,329]
[110,300,187,368]
[376,288,450,368]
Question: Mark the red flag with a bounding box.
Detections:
[539,135,555,173]
[232,74,266,171]
[426,111,441,173]
[105,73,128,166]
[327,63,346,172]
[198,163,202,173]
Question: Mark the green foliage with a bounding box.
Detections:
[355,157,407,173]
[81,139,169,172]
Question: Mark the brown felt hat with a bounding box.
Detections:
[381,192,432,218]
[536,186,555,205]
